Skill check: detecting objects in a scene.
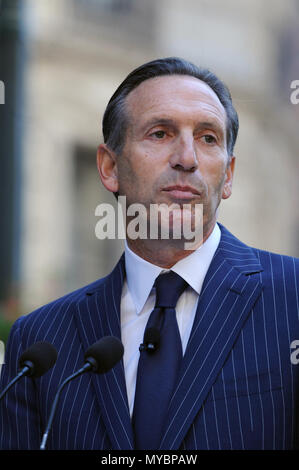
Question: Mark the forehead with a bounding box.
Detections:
[125,75,227,128]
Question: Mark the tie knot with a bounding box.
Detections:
[154,271,188,309]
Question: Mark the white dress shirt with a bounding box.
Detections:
[121,222,221,416]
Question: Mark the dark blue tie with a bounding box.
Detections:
[132,270,188,450]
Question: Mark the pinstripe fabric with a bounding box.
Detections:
[0,224,299,450]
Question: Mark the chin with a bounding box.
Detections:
[159,206,203,241]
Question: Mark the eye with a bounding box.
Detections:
[150,130,166,139]
[202,134,217,144]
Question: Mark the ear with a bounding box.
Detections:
[97,144,119,194]
[222,155,236,200]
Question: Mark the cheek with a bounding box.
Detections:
[201,157,227,194]
[117,153,156,201]
[116,157,138,199]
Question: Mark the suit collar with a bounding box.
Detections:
[216,223,263,275]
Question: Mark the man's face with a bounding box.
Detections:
[104,75,235,240]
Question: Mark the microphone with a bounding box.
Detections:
[139,327,160,353]
[0,341,58,401]
[40,335,124,450]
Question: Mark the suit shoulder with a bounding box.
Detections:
[251,246,299,269]
[250,247,299,289]
[12,276,108,339]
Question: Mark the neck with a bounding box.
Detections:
[126,222,216,269]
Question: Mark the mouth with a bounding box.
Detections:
[162,185,201,200]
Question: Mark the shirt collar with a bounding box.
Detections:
[124,222,221,315]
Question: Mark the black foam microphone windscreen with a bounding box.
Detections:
[40,336,124,450]
[18,341,58,378]
[84,336,124,374]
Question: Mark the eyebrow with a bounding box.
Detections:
[139,118,176,133]
[140,117,225,138]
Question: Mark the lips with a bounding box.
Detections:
[162,185,200,199]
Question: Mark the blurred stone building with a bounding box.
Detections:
[3,0,299,315]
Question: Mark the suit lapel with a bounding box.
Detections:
[159,225,264,450]
[74,254,135,450]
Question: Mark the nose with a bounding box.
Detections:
[169,133,198,172]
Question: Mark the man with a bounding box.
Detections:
[1,57,299,450]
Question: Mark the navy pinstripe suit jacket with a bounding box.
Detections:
[1,224,299,450]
